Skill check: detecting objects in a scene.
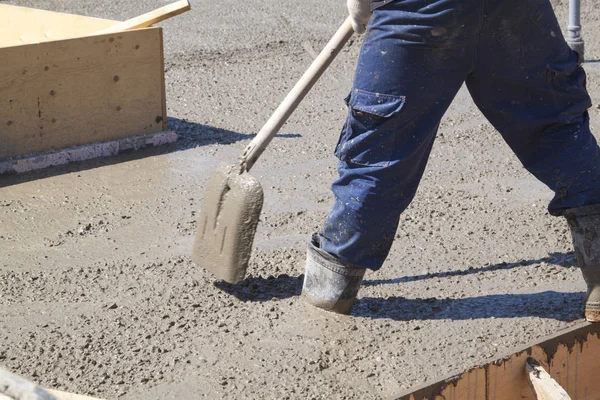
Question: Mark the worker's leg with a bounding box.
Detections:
[467,0,599,215]
[466,0,600,321]
[564,206,600,321]
[302,0,481,313]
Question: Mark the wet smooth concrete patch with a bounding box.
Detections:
[2,0,600,399]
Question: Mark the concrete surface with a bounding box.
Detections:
[1,0,600,398]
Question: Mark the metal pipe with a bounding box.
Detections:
[567,0,585,60]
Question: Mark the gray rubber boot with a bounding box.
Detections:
[564,205,600,322]
[301,235,366,314]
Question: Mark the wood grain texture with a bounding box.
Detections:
[396,323,600,400]
[0,4,117,48]
[527,358,572,400]
[0,28,166,159]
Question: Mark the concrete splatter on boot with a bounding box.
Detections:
[301,235,366,314]
[565,205,600,322]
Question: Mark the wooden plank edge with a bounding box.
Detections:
[0,390,101,400]
[526,358,571,400]
[0,26,162,53]
[0,367,103,400]
[0,130,177,175]
[0,387,103,399]
[0,4,119,48]
[92,0,191,35]
[159,28,168,131]
[392,322,598,400]
[46,388,104,400]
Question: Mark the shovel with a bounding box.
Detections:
[192,17,354,283]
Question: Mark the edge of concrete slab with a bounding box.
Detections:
[0,131,178,175]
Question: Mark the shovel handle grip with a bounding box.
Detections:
[239,17,355,172]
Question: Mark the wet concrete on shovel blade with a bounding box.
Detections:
[192,163,264,284]
[2,0,600,398]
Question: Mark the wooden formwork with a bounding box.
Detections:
[396,322,600,400]
[0,4,174,171]
[0,366,103,400]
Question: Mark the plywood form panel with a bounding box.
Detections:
[0,28,166,159]
[0,4,118,48]
[397,323,600,400]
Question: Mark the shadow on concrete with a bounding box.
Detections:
[169,117,301,148]
[215,274,304,302]
[352,291,584,322]
[362,251,577,287]
[0,117,301,188]
[215,251,584,321]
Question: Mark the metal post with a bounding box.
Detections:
[567,0,585,61]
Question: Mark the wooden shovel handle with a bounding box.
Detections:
[93,0,191,35]
[240,17,355,172]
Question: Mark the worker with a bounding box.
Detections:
[301,0,600,323]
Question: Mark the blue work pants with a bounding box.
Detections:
[319,0,600,270]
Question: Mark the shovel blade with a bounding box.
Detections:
[192,163,264,283]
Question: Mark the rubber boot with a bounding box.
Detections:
[301,234,366,314]
[564,205,600,322]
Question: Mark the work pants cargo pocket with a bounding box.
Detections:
[335,89,405,168]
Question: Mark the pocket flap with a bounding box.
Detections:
[349,89,406,118]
